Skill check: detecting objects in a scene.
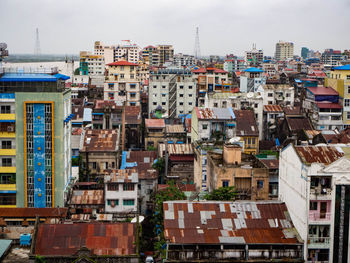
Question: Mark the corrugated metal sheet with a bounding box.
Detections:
[163,201,301,245]
[263,105,283,112]
[35,223,136,256]
[294,145,343,165]
[82,129,119,152]
[145,119,165,128]
[286,117,313,131]
[159,143,194,156]
[70,190,104,205]
[166,124,185,134]
[234,110,259,137]
[0,208,67,218]
[195,107,235,120]
[103,169,138,183]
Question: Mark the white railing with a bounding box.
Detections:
[1,67,59,74]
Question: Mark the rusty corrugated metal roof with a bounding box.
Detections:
[103,169,138,183]
[294,145,343,165]
[125,151,158,180]
[286,117,313,132]
[163,201,301,245]
[263,105,283,112]
[70,190,104,205]
[259,159,279,169]
[159,144,194,156]
[234,110,259,137]
[166,124,185,134]
[35,223,136,256]
[145,119,165,128]
[81,129,119,152]
[0,208,67,218]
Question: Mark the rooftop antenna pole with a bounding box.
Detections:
[34,28,41,56]
[194,27,201,59]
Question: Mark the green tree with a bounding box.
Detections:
[74,67,80,75]
[153,181,186,258]
[204,186,237,201]
[152,157,165,175]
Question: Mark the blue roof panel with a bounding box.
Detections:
[0,73,58,82]
[334,64,350,70]
[244,67,264,73]
[54,73,70,80]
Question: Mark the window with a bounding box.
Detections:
[286,93,291,97]
[162,102,166,106]
[162,94,166,97]
[179,94,184,97]
[153,85,157,89]
[120,74,124,79]
[222,180,229,187]
[130,93,136,98]
[345,99,350,107]
[179,86,184,89]
[347,112,350,120]
[310,201,317,210]
[1,141,11,149]
[123,199,135,206]
[92,162,97,169]
[179,102,183,106]
[105,162,108,169]
[189,94,193,97]
[189,86,193,89]
[254,104,258,108]
[2,158,12,167]
[153,102,157,106]
[257,180,264,190]
[107,199,119,207]
[0,106,10,114]
[214,103,218,107]
[202,124,208,130]
[130,74,134,79]
[123,183,135,191]
[189,102,192,105]
[120,66,124,71]
[162,85,166,89]
[268,93,273,97]
[347,75,350,80]
[348,86,350,94]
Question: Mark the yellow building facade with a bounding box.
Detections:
[325,65,350,125]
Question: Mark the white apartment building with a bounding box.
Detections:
[259,84,295,106]
[114,44,141,64]
[279,144,350,263]
[173,53,196,67]
[79,51,105,76]
[104,169,138,214]
[275,41,294,61]
[245,45,264,66]
[148,69,196,118]
[94,41,141,64]
[205,92,264,140]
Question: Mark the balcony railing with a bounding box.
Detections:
[309,212,331,221]
[308,237,330,247]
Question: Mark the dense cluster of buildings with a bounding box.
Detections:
[0,40,350,262]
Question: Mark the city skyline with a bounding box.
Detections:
[1,0,350,56]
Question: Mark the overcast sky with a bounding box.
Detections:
[1,0,349,57]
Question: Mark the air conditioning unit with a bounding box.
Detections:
[7,126,14,132]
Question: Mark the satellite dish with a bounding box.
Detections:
[247,92,254,98]
[131,216,144,223]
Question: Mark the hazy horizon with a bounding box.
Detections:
[1,0,350,57]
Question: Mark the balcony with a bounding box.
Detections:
[0,184,16,192]
[0,167,15,173]
[0,132,15,138]
[0,149,15,156]
[308,237,330,249]
[310,187,332,200]
[309,212,331,222]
